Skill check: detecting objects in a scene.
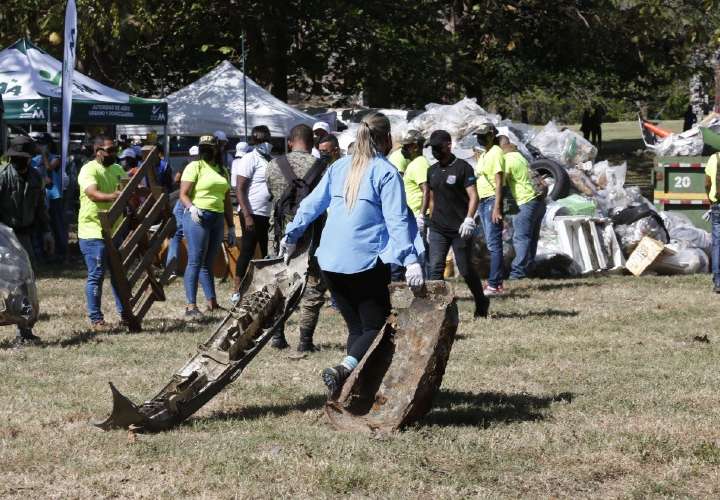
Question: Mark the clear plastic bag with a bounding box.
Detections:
[651,244,709,275]
[529,121,598,166]
[0,224,39,327]
[659,212,712,253]
[408,97,501,141]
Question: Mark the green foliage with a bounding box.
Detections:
[0,0,718,120]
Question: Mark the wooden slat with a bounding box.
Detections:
[119,193,168,259]
[128,219,176,288]
[104,148,159,225]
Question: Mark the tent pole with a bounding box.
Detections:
[163,124,169,160]
[242,33,248,141]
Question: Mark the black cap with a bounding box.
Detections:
[428,130,451,147]
[7,136,35,158]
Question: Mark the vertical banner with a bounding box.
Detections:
[61,0,77,190]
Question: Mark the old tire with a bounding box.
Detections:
[530,159,570,201]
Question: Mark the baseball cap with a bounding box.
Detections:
[473,123,498,137]
[189,145,199,156]
[428,130,452,147]
[6,136,35,158]
[119,148,137,159]
[198,135,217,147]
[312,121,330,133]
[399,129,425,145]
[235,141,250,157]
[213,130,228,142]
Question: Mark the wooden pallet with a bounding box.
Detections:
[98,146,176,332]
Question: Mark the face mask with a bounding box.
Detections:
[319,152,332,163]
[401,146,412,159]
[255,142,272,156]
[102,155,116,166]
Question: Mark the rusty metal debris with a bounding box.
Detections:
[325,281,459,433]
[95,248,310,432]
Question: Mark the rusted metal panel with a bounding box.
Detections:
[325,281,459,433]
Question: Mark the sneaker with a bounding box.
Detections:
[185,308,203,319]
[91,320,110,332]
[166,273,178,284]
[321,365,351,398]
[271,336,289,349]
[230,292,241,305]
[483,284,506,296]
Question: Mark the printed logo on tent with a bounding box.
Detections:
[38,69,102,97]
[18,102,45,119]
[0,80,23,96]
[151,105,166,122]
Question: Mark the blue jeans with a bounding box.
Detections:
[183,208,224,305]
[79,238,125,323]
[510,198,546,279]
[479,197,504,288]
[165,201,184,269]
[712,204,720,287]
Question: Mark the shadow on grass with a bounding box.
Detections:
[492,309,579,320]
[194,393,328,425]
[531,281,601,292]
[420,390,573,428]
[457,291,531,301]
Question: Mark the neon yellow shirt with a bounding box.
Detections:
[403,155,430,214]
[504,151,537,205]
[181,160,229,213]
[77,160,125,240]
[388,148,409,174]
[476,145,505,199]
[705,153,719,203]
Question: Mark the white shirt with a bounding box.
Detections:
[231,149,272,217]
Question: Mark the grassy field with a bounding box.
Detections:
[2,265,720,498]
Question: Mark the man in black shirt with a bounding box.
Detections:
[421,130,488,318]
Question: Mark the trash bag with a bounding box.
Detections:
[659,212,712,254]
[408,97,501,141]
[650,129,705,157]
[0,224,39,328]
[650,244,709,275]
[529,121,597,166]
[611,205,670,256]
[554,194,597,216]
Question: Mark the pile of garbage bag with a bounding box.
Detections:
[0,224,39,328]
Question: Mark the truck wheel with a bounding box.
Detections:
[530,159,570,200]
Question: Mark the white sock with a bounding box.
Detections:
[341,355,358,371]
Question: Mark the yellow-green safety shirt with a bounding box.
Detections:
[388,148,409,174]
[476,145,505,199]
[504,151,537,206]
[705,153,719,203]
[77,160,125,240]
[181,160,229,213]
[403,155,430,214]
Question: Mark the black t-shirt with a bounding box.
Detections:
[427,156,477,235]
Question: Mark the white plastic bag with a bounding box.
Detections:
[529,121,598,166]
[0,224,39,327]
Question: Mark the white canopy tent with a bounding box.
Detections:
[118,61,315,138]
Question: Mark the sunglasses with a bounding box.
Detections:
[98,146,118,154]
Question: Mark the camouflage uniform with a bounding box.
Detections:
[266,151,327,349]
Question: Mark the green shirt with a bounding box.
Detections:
[403,156,430,214]
[504,151,537,205]
[181,160,229,213]
[705,153,719,203]
[388,149,409,174]
[77,160,125,240]
[476,145,505,199]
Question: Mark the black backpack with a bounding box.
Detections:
[272,155,326,251]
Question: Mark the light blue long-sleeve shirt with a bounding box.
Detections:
[285,155,420,274]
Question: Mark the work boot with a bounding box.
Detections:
[271,331,289,349]
[474,297,490,319]
[321,365,351,399]
[297,329,318,353]
[15,328,41,346]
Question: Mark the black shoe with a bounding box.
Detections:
[714,285,720,294]
[321,364,351,398]
[15,332,41,346]
[474,300,489,319]
[297,341,318,353]
[271,336,289,349]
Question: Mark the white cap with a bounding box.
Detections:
[119,148,136,159]
[235,141,249,157]
[213,130,228,142]
[189,145,199,156]
[312,121,330,133]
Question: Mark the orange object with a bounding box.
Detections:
[642,120,671,138]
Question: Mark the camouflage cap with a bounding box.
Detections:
[399,129,425,145]
[198,135,217,147]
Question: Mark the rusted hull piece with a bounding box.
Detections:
[95,251,309,432]
[325,281,459,433]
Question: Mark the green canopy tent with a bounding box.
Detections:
[0,39,166,133]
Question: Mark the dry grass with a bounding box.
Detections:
[2,264,720,499]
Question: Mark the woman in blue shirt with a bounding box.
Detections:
[281,112,424,396]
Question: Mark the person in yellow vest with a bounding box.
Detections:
[77,136,126,329]
[475,124,505,295]
[704,152,720,292]
[400,129,430,241]
[501,137,546,279]
[388,144,410,175]
[179,135,236,317]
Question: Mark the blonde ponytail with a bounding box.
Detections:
[344,112,391,210]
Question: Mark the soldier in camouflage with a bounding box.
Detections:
[266,124,328,352]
